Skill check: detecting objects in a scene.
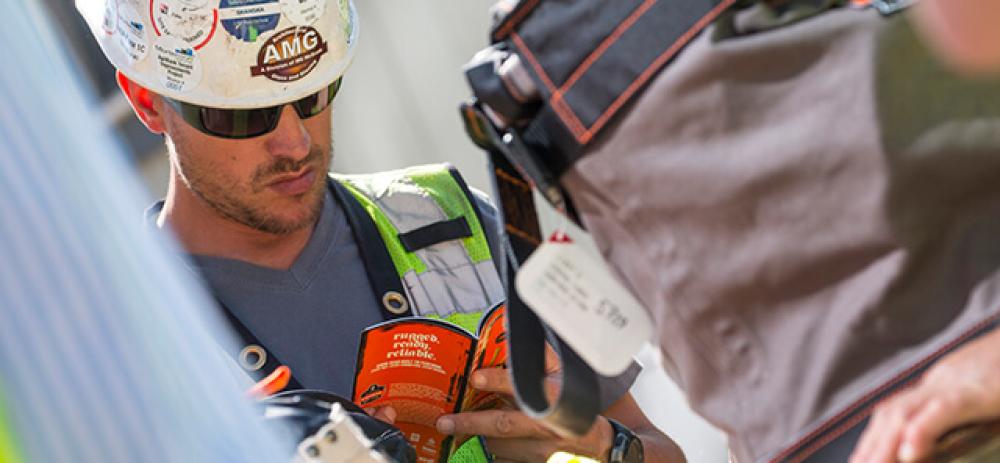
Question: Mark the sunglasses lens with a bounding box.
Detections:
[170,78,341,138]
[293,78,342,118]
[200,107,279,138]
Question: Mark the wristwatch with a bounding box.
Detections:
[607,418,644,463]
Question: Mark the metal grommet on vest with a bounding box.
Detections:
[239,344,267,372]
[382,291,409,315]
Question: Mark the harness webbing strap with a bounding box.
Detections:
[216,297,305,390]
[329,178,411,319]
[487,147,601,437]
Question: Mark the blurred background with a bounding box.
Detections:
[50,0,728,460]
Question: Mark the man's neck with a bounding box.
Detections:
[158,176,315,270]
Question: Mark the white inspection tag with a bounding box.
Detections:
[515,238,653,376]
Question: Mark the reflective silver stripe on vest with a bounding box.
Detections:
[337,167,505,319]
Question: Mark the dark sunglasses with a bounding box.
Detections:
[163,78,342,139]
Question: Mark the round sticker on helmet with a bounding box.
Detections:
[116,2,149,63]
[250,26,327,82]
[102,0,118,35]
[154,37,203,93]
[279,0,324,26]
[219,0,281,43]
[151,0,218,49]
[337,0,353,45]
[176,0,211,8]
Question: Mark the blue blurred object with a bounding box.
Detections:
[0,0,293,461]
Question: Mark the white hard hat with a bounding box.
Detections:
[76,0,358,109]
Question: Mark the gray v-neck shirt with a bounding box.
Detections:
[189,190,374,396]
[150,183,638,406]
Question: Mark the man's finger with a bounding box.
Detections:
[868,402,911,463]
[851,404,888,463]
[436,409,551,439]
[371,406,397,424]
[470,367,563,405]
[470,367,513,395]
[899,396,968,461]
[851,390,923,463]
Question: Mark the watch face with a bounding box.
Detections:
[623,437,644,463]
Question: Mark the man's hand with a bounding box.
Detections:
[850,328,1000,463]
[912,0,1000,75]
[435,367,614,462]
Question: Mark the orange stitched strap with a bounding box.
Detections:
[494,167,543,244]
[505,224,542,246]
[492,0,541,42]
[494,166,532,190]
[506,0,739,146]
[580,0,738,144]
[247,365,292,398]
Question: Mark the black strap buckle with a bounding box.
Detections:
[460,102,568,211]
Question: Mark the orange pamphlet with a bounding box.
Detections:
[352,304,507,463]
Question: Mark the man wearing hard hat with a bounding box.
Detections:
[74,0,681,461]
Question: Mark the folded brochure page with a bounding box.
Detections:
[352,303,507,463]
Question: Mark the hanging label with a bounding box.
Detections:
[515,236,652,376]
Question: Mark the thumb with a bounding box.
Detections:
[371,406,398,425]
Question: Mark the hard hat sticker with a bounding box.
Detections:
[279,0,324,26]
[151,0,218,50]
[176,0,210,8]
[219,0,281,43]
[337,0,353,44]
[155,36,203,93]
[116,2,150,63]
[102,0,118,35]
[250,26,327,82]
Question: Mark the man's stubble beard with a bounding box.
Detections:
[169,137,333,235]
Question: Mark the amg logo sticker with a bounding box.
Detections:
[250,26,327,82]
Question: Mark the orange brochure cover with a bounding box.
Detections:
[352,304,507,463]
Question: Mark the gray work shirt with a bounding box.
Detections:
[149,180,639,408]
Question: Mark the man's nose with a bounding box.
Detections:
[265,105,311,160]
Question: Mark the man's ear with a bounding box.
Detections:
[115,70,166,134]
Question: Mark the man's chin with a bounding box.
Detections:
[249,212,319,235]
